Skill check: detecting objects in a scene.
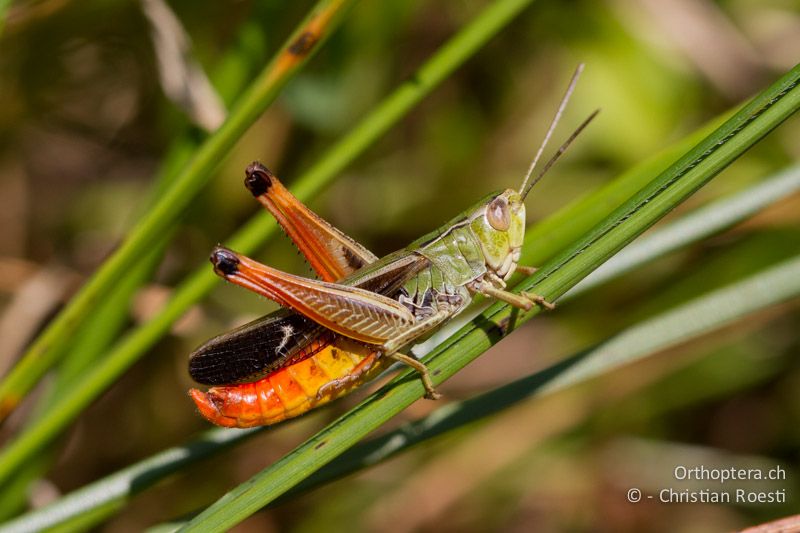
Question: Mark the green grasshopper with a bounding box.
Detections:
[189,66,597,427]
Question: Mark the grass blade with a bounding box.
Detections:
[417,161,800,353]
[520,115,729,267]
[177,64,800,533]
[280,253,800,500]
[0,429,261,533]
[568,163,800,298]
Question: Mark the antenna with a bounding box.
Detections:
[519,63,588,200]
[525,109,600,198]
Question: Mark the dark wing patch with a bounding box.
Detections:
[188,310,325,385]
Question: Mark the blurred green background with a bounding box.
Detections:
[1,0,799,531]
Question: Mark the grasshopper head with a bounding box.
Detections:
[469,66,598,283]
[470,189,526,280]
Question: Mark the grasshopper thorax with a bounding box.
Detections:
[469,189,526,280]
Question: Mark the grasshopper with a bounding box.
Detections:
[189,66,597,428]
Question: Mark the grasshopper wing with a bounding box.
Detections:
[189,310,327,385]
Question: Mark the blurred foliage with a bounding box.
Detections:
[0,0,799,531]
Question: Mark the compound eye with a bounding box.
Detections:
[487,197,510,231]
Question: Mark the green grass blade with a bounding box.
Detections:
[0,451,55,523]
[520,114,729,267]
[567,163,800,298]
[0,0,356,420]
[177,64,800,532]
[0,0,538,490]
[524,66,799,304]
[279,252,800,500]
[53,245,167,394]
[0,247,168,520]
[0,429,261,533]
[540,254,800,393]
[419,161,800,352]
[8,159,799,532]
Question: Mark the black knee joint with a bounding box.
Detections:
[244,162,274,197]
[210,247,240,276]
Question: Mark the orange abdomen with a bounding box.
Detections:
[189,338,386,428]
